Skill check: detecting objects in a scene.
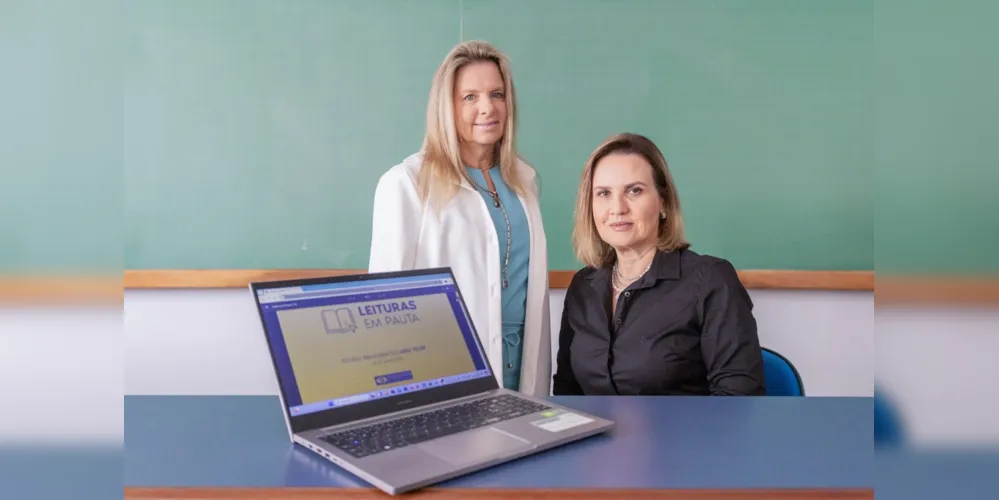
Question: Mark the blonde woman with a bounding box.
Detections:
[368,41,551,397]
[552,133,765,396]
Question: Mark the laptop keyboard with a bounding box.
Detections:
[320,394,551,459]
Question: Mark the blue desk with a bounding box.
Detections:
[125,395,873,499]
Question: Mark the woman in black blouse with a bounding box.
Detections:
[553,133,766,396]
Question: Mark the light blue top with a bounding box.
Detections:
[466,166,530,391]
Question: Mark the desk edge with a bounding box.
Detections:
[123,486,874,500]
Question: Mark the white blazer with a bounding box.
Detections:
[367,152,552,397]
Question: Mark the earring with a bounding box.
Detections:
[660,212,667,219]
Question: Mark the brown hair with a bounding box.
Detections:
[571,132,690,268]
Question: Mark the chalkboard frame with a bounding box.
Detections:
[120,269,872,290]
[7,272,999,307]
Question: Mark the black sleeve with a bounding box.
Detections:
[552,276,584,395]
[698,260,767,396]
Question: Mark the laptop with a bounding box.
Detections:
[248,267,614,495]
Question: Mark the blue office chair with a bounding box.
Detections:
[874,386,905,447]
[760,347,804,396]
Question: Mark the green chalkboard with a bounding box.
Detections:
[467,0,875,272]
[873,0,999,275]
[36,0,999,275]
[1,0,121,274]
[119,0,875,271]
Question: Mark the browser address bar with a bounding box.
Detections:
[282,279,449,299]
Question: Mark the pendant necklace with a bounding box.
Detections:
[468,171,511,289]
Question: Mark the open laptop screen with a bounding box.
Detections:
[255,272,492,417]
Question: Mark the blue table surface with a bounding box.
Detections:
[125,395,873,490]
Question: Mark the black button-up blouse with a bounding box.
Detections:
[553,249,766,396]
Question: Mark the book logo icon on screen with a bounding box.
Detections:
[322,307,357,334]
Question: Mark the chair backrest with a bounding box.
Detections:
[874,386,905,447]
[761,347,804,396]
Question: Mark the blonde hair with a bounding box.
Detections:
[418,40,527,212]
[572,132,690,268]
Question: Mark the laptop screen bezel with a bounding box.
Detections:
[249,267,500,434]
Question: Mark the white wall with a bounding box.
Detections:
[0,305,122,446]
[5,289,998,448]
[121,288,873,397]
[875,306,999,447]
[117,287,999,447]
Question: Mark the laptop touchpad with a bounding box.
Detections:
[419,427,532,466]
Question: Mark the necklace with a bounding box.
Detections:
[612,257,654,293]
[467,171,512,289]
[467,170,501,208]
